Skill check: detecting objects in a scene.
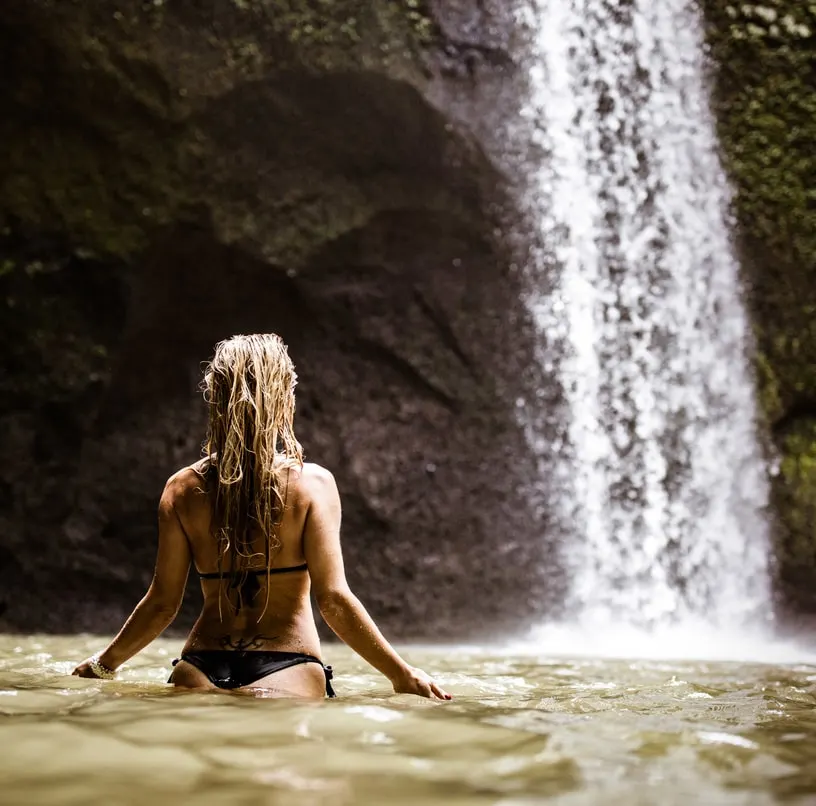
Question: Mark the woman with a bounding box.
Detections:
[73,333,450,700]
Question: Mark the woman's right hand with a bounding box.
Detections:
[71,660,101,678]
[391,665,452,700]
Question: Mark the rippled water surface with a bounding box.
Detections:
[2,636,816,805]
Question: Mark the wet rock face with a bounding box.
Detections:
[0,1,561,636]
[7,0,811,639]
[702,1,816,614]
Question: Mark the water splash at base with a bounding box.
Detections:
[512,622,816,665]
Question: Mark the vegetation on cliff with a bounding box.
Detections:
[0,0,436,261]
[703,1,816,608]
[0,0,442,416]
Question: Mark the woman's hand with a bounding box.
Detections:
[72,659,103,678]
[391,665,452,700]
[72,655,116,679]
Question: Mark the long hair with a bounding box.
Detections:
[200,333,303,616]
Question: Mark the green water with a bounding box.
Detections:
[2,635,815,805]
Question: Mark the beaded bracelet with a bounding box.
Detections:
[88,654,116,680]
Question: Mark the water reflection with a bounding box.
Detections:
[1,636,815,805]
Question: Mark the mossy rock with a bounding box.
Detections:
[774,420,816,607]
[227,0,436,50]
[0,0,555,636]
[703,0,816,608]
[0,0,438,262]
[703,1,816,414]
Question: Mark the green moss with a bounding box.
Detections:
[754,350,783,424]
[222,38,265,74]
[704,1,816,413]
[227,0,436,56]
[3,145,150,257]
[705,4,816,262]
[398,0,435,43]
[718,72,816,263]
[1,0,440,264]
[0,20,188,258]
[777,421,816,589]
[703,1,816,605]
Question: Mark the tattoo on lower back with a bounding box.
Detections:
[218,634,277,651]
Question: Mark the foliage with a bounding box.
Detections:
[703,1,816,418]
[703,0,816,606]
[776,421,816,602]
[226,0,435,55]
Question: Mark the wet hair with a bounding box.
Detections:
[200,333,302,616]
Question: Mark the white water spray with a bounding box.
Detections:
[516,0,773,633]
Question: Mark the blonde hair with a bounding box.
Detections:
[200,333,303,616]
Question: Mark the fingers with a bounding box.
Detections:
[415,677,451,701]
[413,675,434,699]
[394,668,452,701]
[430,681,452,701]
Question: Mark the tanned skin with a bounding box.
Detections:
[72,462,451,700]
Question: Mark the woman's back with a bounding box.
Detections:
[172,462,323,657]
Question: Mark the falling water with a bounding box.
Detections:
[516,0,773,633]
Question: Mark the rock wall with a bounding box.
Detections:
[0,0,563,637]
[2,0,814,638]
[703,1,816,613]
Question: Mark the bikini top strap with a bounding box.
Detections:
[198,563,308,579]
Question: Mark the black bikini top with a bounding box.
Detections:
[198,563,308,581]
[199,564,308,608]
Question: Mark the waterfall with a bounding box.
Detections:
[516,0,773,632]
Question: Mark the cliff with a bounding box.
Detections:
[703,1,816,613]
[0,0,558,636]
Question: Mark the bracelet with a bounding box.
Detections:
[88,654,116,680]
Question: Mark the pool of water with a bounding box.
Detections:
[2,635,816,805]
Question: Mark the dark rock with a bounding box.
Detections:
[0,0,564,638]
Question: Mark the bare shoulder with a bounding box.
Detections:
[161,464,207,508]
[299,462,339,502]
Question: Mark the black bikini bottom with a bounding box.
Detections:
[170,650,335,697]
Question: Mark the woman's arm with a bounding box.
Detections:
[72,474,192,677]
[302,464,451,700]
